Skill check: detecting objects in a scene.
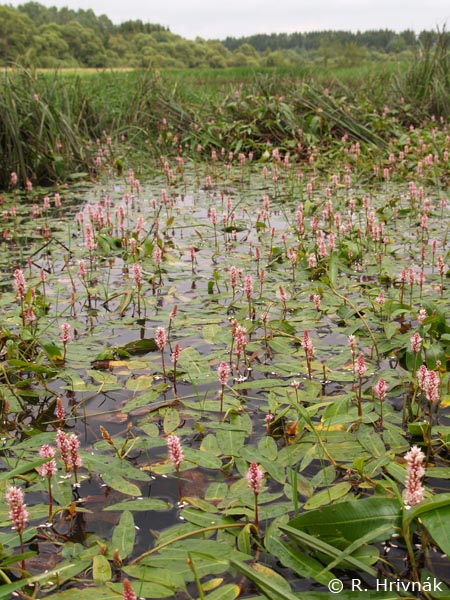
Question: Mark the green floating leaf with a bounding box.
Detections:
[287,497,402,543]
[303,481,352,510]
[163,406,181,434]
[121,387,165,413]
[230,559,299,600]
[104,499,171,512]
[216,427,247,457]
[101,471,142,497]
[125,375,154,391]
[93,554,112,583]
[358,426,388,458]
[205,583,241,600]
[122,338,158,354]
[86,369,118,385]
[112,510,135,559]
[183,447,223,469]
[40,340,64,361]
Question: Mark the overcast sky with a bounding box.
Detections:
[7,0,449,39]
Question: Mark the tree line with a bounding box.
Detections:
[0,2,445,69]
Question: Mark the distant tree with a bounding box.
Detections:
[32,23,71,66]
[61,21,107,67]
[0,6,36,63]
[17,1,49,26]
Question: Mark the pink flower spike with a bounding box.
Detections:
[354,353,367,378]
[171,343,180,364]
[247,462,264,496]
[55,397,65,421]
[410,332,422,354]
[61,323,71,345]
[68,433,83,469]
[123,578,137,600]
[348,335,357,356]
[167,435,184,471]
[244,275,253,299]
[132,263,142,288]
[37,445,57,478]
[155,327,167,352]
[403,445,425,508]
[374,378,387,402]
[14,269,26,301]
[417,308,427,324]
[425,370,440,404]
[5,486,28,534]
[218,361,230,386]
[56,429,70,467]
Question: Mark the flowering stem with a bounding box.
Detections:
[357,376,363,418]
[254,492,259,528]
[19,532,25,571]
[219,385,224,421]
[176,468,182,502]
[47,477,53,521]
[161,351,166,379]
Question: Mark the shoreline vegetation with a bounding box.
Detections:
[0,26,448,191]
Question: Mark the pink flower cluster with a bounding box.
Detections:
[155,327,167,352]
[234,325,247,358]
[217,361,230,386]
[5,486,28,534]
[373,378,387,402]
[354,353,367,378]
[61,323,71,345]
[417,365,440,404]
[246,462,264,495]
[37,444,57,478]
[167,435,184,470]
[403,445,425,508]
[56,429,83,470]
[410,332,422,354]
[14,269,26,301]
[122,578,137,600]
[302,330,314,361]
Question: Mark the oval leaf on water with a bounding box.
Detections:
[101,471,141,497]
[92,555,112,583]
[122,338,158,354]
[163,406,181,434]
[112,510,135,559]
[303,481,352,510]
[125,375,154,391]
[104,499,171,511]
[205,584,241,600]
[288,497,402,543]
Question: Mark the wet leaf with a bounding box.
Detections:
[112,510,135,559]
[93,554,112,583]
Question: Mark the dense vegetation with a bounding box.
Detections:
[1,24,449,191]
[0,1,447,68]
[0,10,450,598]
[0,62,449,600]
